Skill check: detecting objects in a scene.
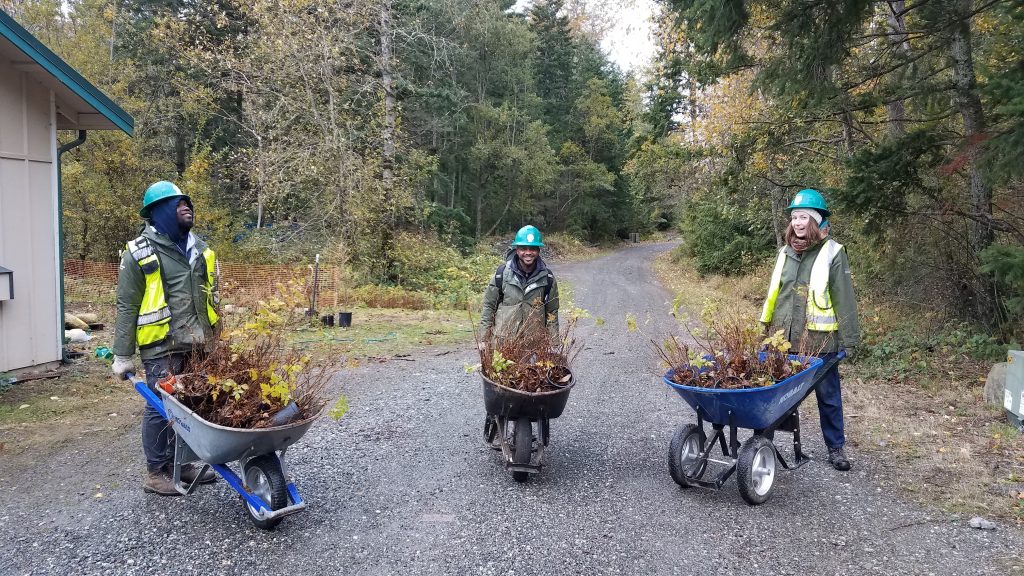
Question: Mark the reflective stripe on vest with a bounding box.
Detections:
[127,236,219,349]
[759,239,843,332]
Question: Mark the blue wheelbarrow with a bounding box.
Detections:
[128,372,320,529]
[661,352,844,504]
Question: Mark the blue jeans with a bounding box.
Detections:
[142,354,189,473]
[815,352,846,449]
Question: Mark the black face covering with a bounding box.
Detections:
[149,197,190,256]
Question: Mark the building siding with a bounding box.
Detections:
[0,53,60,372]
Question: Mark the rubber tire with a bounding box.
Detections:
[668,423,707,488]
[243,453,289,530]
[512,417,532,483]
[541,418,550,446]
[736,436,777,505]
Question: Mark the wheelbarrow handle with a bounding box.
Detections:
[125,371,168,418]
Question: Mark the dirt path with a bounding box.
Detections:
[2,242,1021,575]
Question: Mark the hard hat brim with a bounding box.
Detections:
[140,194,192,218]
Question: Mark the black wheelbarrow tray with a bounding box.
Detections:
[482,374,574,482]
[661,352,844,504]
[130,373,321,529]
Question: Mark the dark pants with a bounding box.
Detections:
[142,353,189,473]
[815,352,846,449]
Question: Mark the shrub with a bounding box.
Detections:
[680,200,774,275]
[391,232,501,309]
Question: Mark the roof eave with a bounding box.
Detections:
[0,10,134,136]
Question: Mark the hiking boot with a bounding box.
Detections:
[180,463,216,485]
[142,468,182,496]
[828,446,852,471]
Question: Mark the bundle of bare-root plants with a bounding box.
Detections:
[654,315,821,391]
[475,313,583,394]
[163,283,336,429]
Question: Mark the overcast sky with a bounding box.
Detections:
[511,0,658,73]
[600,0,657,73]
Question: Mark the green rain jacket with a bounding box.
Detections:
[114,225,218,360]
[762,237,860,355]
[479,257,560,343]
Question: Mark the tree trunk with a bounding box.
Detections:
[475,182,482,239]
[884,1,910,138]
[841,111,855,156]
[687,76,698,145]
[770,185,786,249]
[378,0,397,281]
[949,0,995,318]
[174,131,186,176]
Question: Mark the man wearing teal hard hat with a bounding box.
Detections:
[478,225,561,448]
[112,180,219,494]
[479,224,560,346]
[759,188,860,471]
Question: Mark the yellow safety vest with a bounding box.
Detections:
[759,239,842,332]
[126,236,219,349]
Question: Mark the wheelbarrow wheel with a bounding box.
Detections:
[243,453,289,530]
[737,436,777,505]
[669,423,707,487]
[512,417,532,483]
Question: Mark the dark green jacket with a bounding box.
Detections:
[114,225,218,360]
[762,238,860,355]
[479,258,560,343]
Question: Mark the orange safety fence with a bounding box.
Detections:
[64,259,346,308]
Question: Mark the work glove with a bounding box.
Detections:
[111,355,136,380]
[842,347,857,364]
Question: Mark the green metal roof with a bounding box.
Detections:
[0,9,133,136]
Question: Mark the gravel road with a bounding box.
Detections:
[2,242,1021,575]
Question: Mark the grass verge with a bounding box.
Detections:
[0,304,475,463]
[654,249,1024,526]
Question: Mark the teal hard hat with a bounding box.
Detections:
[140,180,191,218]
[786,188,831,218]
[512,225,544,247]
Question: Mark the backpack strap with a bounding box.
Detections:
[543,271,554,303]
[495,263,554,304]
[494,262,508,304]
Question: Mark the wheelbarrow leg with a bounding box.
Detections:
[171,434,209,495]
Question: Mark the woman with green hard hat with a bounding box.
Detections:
[479,225,560,347]
[759,188,860,471]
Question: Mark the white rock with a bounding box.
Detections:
[968,516,996,530]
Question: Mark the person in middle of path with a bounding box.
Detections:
[759,188,860,471]
[478,224,560,348]
[478,225,560,448]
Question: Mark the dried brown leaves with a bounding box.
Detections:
[475,312,583,393]
[173,284,334,428]
[655,314,820,390]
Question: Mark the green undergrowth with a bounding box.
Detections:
[285,308,475,359]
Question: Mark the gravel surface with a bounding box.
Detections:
[2,242,1022,575]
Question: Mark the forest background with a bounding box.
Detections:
[2,0,1023,340]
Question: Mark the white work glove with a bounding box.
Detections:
[111,355,136,379]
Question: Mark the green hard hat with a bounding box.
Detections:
[140,180,191,218]
[786,188,831,218]
[512,225,544,247]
